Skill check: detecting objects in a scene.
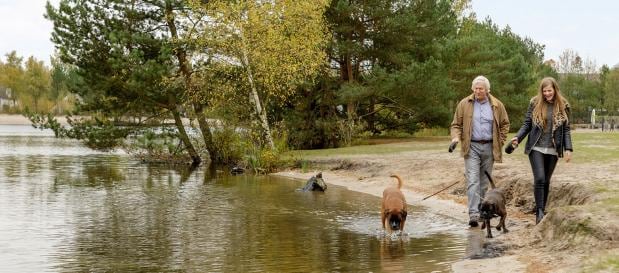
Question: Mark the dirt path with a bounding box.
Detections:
[273,132,619,272]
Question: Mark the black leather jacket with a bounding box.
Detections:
[515,101,573,157]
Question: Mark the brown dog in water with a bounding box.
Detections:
[479,171,508,238]
[381,174,408,233]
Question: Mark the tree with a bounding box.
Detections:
[49,56,75,114]
[325,0,458,136]
[449,18,544,127]
[554,49,603,123]
[23,57,51,112]
[603,68,619,116]
[191,0,330,150]
[42,0,216,165]
[0,51,26,107]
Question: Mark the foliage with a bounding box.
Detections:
[283,76,344,149]
[191,0,330,149]
[44,0,208,164]
[123,128,194,164]
[0,51,70,114]
[560,74,603,123]
[27,112,131,151]
[449,18,545,128]
[210,122,246,165]
[603,68,619,115]
[325,0,459,135]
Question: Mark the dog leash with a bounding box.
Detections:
[421,180,462,201]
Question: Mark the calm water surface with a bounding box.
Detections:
[0,125,471,272]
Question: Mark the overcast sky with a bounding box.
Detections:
[471,0,619,67]
[1,0,618,67]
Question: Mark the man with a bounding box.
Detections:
[450,75,510,227]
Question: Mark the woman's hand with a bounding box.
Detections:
[510,137,518,145]
[565,151,572,163]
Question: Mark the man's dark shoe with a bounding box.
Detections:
[469,216,479,227]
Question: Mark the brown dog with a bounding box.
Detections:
[381,174,408,233]
[479,171,508,238]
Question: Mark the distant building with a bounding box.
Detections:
[0,86,18,111]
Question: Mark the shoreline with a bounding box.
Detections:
[272,171,528,272]
[0,114,72,126]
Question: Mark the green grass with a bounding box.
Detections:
[284,136,450,159]
[570,132,619,163]
[283,130,619,164]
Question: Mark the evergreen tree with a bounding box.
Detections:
[41,0,217,165]
[449,18,545,128]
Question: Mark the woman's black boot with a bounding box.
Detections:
[536,208,545,224]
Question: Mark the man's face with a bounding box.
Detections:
[473,82,488,101]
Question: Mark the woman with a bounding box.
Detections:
[510,77,573,224]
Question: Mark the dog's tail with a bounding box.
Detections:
[390,174,403,189]
[484,170,496,189]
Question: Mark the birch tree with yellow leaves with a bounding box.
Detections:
[191,0,329,150]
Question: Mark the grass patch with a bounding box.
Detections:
[413,127,449,137]
[583,251,619,273]
[570,131,619,163]
[283,130,618,165]
[283,136,450,159]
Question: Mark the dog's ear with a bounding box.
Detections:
[384,209,390,217]
[402,210,407,218]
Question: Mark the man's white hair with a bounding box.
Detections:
[471,75,490,92]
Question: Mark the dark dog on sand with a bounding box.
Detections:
[298,172,327,192]
[381,175,408,233]
[479,171,508,238]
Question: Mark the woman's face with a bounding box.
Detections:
[542,84,555,102]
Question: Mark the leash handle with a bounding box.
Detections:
[448,141,458,153]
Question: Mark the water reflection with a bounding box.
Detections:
[0,125,470,272]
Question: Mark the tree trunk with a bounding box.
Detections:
[345,54,356,120]
[193,103,217,161]
[164,2,217,163]
[170,96,201,166]
[240,28,275,150]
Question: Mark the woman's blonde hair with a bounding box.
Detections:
[532,77,569,129]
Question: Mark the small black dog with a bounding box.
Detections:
[299,172,327,192]
[479,171,508,238]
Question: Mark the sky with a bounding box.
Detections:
[0,0,57,65]
[1,0,618,67]
[471,0,619,67]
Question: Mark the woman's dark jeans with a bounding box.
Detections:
[528,150,558,211]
